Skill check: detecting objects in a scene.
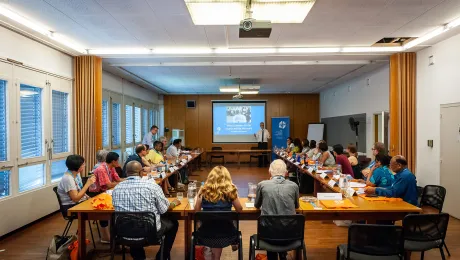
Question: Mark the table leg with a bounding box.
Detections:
[184,214,193,259]
[77,213,87,260]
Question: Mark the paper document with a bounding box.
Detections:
[349,182,366,188]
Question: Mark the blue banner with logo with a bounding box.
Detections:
[271,117,290,160]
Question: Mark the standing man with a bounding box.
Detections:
[254,122,271,167]
[142,125,159,149]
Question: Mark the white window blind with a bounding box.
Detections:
[51,159,67,183]
[0,80,7,162]
[149,109,154,127]
[0,170,9,198]
[102,100,109,147]
[134,107,141,143]
[20,84,43,159]
[125,105,133,144]
[52,90,69,154]
[19,163,45,192]
[112,149,122,163]
[112,103,121,146]
[142,108,148,136]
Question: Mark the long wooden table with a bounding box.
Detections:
[69,151,421,260]
[206,149,272,168]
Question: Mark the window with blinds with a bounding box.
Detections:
[149,109,154,127]
[112,149,122,163]
[0,170,9,198]
[134,107,141,143]
[125,105,133,144]
[112,103,121,146]
[51,159,67,183]
[102,100,109,147]
[142,108,148,136]
[20,85,43,159]
[0,80,7,162]
[19,163,45,192]
[52,90,69,154]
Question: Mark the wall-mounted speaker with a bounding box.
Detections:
[186,100,196,108]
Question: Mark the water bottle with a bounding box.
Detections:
[339,173,346,191]
[175,156,179,165]
[337,164,342,175]
[187,182,197,208]
[314,160,318,171]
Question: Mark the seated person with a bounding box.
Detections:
[92,150,108,172]
[159,136,168,155]
[347,144,358,166]
[112,161,181,260]
[194,166,243,260]
[90,152,122,193]
[291,138,302,153]
[167,139,188,184]
[366,154,394,188]
[57,155,95,214]
[146,141,174,196]
[362,142,386,180]
[306,140,317,159]
[255,159,299,260]
[286,137,294,152]
[332,144,354,177]
[365,155,418,206]
[122,144,150,178]
[301,139,310,154]
[316,142,336,166]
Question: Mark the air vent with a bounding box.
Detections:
[373,37,416,46]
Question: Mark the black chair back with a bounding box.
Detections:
[194,211,239,232]
[257,214,305,244]
[211,147,223,151]
[403,213,449,243]
[52,186,71,220]
[420,185,446,212]
[111,212,161,247]
[347,224,404,257]
[351,165,363,179]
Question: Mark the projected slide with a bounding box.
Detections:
[213,101,266,143]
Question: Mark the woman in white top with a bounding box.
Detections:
[306,140,317,159]
[301,139,310,154]
[286,137,294,152]
[317,142,336,166]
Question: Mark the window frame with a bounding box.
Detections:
[0,62,14,199]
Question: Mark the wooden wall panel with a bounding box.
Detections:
[164,94,319,162]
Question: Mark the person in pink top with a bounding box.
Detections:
[90,152,122,193]
[333,144,354,177]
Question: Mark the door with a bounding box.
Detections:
[440,104,460,218]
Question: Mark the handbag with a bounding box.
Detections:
[46,235,77,260]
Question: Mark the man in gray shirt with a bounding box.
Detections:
[254,159,299,260]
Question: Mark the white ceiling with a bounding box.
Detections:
[3,0,460,93]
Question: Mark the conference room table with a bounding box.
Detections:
[69,151,420,260]
[206,149,272,168]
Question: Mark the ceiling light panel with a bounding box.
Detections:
[184,0,246,25]
[252,1,315,23]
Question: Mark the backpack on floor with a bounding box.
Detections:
[45,235,76,260]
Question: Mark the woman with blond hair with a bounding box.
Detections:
[194,166,243,260]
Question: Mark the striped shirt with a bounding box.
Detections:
[112,176,170,230]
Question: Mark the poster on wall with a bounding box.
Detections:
[271,117,290,160]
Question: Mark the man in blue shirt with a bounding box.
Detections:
[365,155,418,206]
[142,125,159,149]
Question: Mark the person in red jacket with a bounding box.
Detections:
[333,144,354,177]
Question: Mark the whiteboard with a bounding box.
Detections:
[307,124,325,142]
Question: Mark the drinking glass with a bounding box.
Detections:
[177,192,184,200]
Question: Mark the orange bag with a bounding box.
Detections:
[91,193,114,210]
[256,254,268,260]
[68,239,90,260]
[320,199,358,209]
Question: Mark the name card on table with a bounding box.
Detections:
[289,158,295,162]
[319,173,328,179]
[333,174,340,181]
[294,162,300,165]
[169,168,175,173]
[328,179,338,188]
[302,165,308,169]
[187,155,192,160]
[182,159,188,163]
[346,187,356,197]
[160,172,166,178]
[245,202,255,208]
[180,162,186,166]
[317,193,342,201]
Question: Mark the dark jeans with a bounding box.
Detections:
[258,142,268,167]
[130,217,179,260]
[267,251,287,260]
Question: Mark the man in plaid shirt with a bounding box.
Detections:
[113,160,181,260]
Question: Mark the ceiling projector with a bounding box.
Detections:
[233,93,243,100]
[239,18,272,38]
